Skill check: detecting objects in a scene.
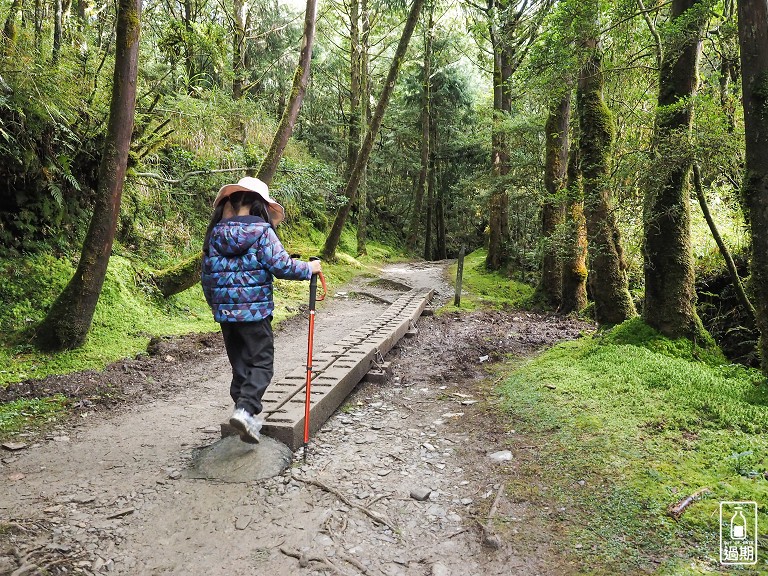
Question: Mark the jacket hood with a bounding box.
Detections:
[210,218,269,257]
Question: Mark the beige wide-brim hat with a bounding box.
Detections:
[213,176,285,226]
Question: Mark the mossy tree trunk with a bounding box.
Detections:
[435,128,447,259]
[535,91,570,308]
[2,0,22,55]
[423,150,435,260]
[37,0,141,350]
[231,0,249,100]
[486,7,510,271]
[150,253,203,298]
[578,37,636,326]
[559,106,588,314]
[737,0,768,374]
[257,0,317,186]
[322,0,425,260]
[406,5,433,253]
[484,0,550,270]
[353,0,370,256]
[53,0,63,64]
[643,0,707,340]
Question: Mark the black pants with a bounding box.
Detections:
[220,318,273,416]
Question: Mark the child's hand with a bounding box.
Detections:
[309,260,322,275]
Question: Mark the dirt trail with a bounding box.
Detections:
[1,261,589,576]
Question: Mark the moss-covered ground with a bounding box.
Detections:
[442,248,534,312]
[448,257,768,573]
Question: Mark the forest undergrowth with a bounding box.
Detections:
[449,256,768,574]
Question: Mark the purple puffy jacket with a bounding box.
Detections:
[201,215,311,322]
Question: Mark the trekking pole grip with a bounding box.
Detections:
[309,257,320,310]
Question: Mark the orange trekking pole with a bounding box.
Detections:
[303,257,326,460]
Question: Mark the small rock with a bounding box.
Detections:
[460,498,473,505]
[488,450,513,463]
[479,355,489,363]
[410,487,432,501]
[461,400,478,406]
[7,472,25,481]
[106,508,135,520]
[92,558,105,572]
[575,543,583,550]
[73,494,96,504]
[52,436,70,442]
[432,563,451,576]
[422,442,436,452]
[1,442,27,452]
[0,557,15,573]
[235,516,251,530]
[163,355,175,363]
[577,480,586,486]
[483,534,503,549]
[168,470,182,480]
[378,469,391,477]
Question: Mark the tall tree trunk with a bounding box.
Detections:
[76,0,89,28]
[486,8,510,271]
[348,0,367,255]
[423,159,434,260]
[2,0,23,55]
[322,0,425,260]
[346,0,361,179]
[578,38,636,326]
[434,127,446,259]
[643,0,707,339]
[34,0,43,54]
[232,0,248,100]
[535,92,570,307]
[406,5,433,252]
[559,112,588,315]
[257,0,317,186]
[356,0,371,255]
[37,0,141,350]
[53,0,63,63]
[719,0,738,132]
[737,0,768,374]
[182,0,195,92]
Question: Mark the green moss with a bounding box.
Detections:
[601,317,724,366]
[0,395,67,435]
[497,326,768,572]
[442,248,534,312]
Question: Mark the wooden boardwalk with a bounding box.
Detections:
[260,287,433,450]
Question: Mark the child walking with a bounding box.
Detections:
[201,177,321,443]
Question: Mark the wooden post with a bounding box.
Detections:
[454,245,465,307]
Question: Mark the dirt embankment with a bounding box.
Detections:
[1,262,591,576]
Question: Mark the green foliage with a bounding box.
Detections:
[600,317,724,366]
[0,254,216,386]
[0,395,67,435]
[0,255,74,333]
[498,321,768,571]
[443,248,534,312]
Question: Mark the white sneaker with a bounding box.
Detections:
[229,408,262,444]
